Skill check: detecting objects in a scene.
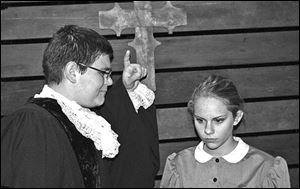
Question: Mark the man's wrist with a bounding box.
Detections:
[126,82,155,112]
[126,81,139,92]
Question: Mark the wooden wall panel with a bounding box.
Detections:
[1,1,46,2]
[155,66,299,105]
[289,168,300,188]
[2,31,299,78]
[157,100,299,140]
[1,80,45,115]
[154,31,299,69]
[2,66,299,115]
[1,1,299,40]
[1,1,299,188]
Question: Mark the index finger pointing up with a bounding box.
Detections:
[124,50,131,68]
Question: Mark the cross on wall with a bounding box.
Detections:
[99,1,187,91]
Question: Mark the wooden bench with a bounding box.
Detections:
[1,1,299,188]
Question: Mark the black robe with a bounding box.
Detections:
[1,79,159,188]
[95,79,160,188]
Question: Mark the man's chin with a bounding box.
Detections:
[95,97,105,107]
[85,98,105,109]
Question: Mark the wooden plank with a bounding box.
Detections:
[2,31,299,78]
[289,167,299,188]
[1,43,46,78]
[1,80,45,116]
[1,66,299,115]
[155,66,299,105]
[158,133,299,175]
[157,100,299,140]
[1,1,48,2]
[155,31,298,69]
[1,1,299,40]
[154,167,299,188]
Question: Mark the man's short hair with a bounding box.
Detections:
[42,25,114,84]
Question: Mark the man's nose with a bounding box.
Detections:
[105,77,113,86]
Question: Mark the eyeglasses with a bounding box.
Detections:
[77,63,112,80]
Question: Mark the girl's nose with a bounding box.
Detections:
[204,122,215,135]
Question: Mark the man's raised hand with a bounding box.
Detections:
[122,50,147,90]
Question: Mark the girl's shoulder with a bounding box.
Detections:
[166,146,197,165]
[246,145,290,187]
[246,145,279,164]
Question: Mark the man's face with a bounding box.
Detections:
[76,54,113,108]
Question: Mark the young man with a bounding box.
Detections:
[1,25,159,188]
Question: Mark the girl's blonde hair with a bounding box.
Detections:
[187,74,245,126]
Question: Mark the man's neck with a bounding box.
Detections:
[48,83,75,102]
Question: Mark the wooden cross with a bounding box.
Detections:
[99,1,187,91]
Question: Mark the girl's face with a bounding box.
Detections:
[193,96,241,156]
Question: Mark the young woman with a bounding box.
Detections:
[160,74,290,188]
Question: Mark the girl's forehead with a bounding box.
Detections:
[194,96,229,114]
[195,96,227,106]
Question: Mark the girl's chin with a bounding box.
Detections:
[204,143,220,151]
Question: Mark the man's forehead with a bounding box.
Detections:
[93,54,111,68]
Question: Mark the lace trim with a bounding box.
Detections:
[34,85,120,158]
[127,82,155,112]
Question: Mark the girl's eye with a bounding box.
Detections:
[215,119,224,123]
[195,118,204,123]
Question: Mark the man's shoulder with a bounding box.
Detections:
[1,101,59,129]
[6,102,50,117]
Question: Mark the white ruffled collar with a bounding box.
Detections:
[194,136,249,163]
[34,85,120,158]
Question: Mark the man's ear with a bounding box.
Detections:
[233,110,244,126]
[64,61,79,83]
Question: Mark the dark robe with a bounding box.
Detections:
[95,79,160,188]
[1,79,159,188]
[1,99,86,187]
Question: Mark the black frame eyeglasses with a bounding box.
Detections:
[77,63,112,80]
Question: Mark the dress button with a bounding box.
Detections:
[213,178,217,182]
[215,158,219,162]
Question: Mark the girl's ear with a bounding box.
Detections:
[233,110,244,126]
[64,61,79,83]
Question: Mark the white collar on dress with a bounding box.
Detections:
[194,136,249,163]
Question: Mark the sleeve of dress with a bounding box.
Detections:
[160,153,181,188]
[262,156,291,188]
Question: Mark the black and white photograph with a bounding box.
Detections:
[1,1,299,188]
